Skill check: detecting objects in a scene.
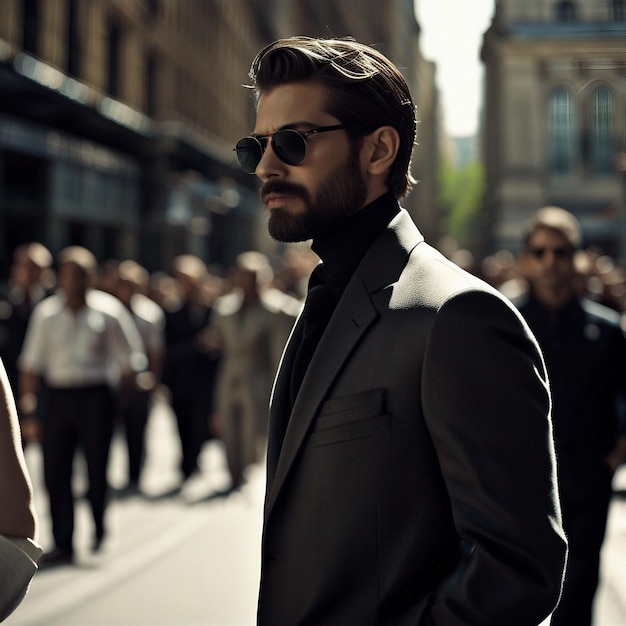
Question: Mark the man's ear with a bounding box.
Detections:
[363,126,400,176]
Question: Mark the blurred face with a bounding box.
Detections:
[253,82,367,242]
[519,227,576,293]
[57,262,89,299]
[11,253,39,288]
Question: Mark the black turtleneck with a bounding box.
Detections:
[311,191,400,302]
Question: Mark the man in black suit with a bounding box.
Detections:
[514,206,626,626]
[234,37,567,625]
[162,254,219,484]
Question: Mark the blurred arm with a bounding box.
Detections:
[0,359,37,540]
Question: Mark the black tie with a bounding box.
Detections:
[290,265,336,405]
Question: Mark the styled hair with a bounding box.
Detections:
[118,259,150,288]
[522,206,582,251]
[247,36,417,198]
[14,242,53,269]
[58,245,98,276]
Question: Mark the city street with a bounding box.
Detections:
[6,396,626,626]
[7,396,264,626]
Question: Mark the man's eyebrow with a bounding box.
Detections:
[251,121,316,138]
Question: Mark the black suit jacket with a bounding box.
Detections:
[515,293,626,500]
[259,208,567,625]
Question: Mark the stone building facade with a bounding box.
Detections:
[481,0,626,258]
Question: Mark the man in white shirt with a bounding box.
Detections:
[18,246,145,567]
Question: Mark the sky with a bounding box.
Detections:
[414,0,496,137]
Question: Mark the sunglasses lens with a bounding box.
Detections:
[529,247,572,259]
[235,137,263,174]
[273,129,306,166]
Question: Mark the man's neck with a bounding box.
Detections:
[64,293,87,313]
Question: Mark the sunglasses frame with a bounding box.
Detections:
[527,246,574,260]
[234,124,347,174]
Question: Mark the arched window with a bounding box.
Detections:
[589,86,614,173]
[556,0,577,22]
[548,87,577,174]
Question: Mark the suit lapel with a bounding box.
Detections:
[265,276,378,518]
[266,320,302,486]
[264,208,424,521]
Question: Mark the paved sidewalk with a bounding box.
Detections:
[8,398,264,626]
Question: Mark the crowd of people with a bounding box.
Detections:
[0,240,317,577]
[0,214,625,621]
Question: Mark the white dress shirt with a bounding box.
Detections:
[18,289,146,388]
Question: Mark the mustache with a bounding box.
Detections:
[260,180,308,202]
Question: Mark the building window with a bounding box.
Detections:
[146,54,157,118]
[107,22,121,98]
[548,87,577,174]
[556,0,577,22]
[612,0,625,21]
[589,86,614,173]
[22,0,39,55]
[66,0,80,77]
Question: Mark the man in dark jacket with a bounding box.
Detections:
[515,206,626,626]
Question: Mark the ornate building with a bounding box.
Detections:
[481,0,626,258]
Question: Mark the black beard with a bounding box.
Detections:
[262,151,367,243]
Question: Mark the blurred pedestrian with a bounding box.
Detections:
[0,242,53,397]
[97,258,121,296]
[17,246,145,567]
[270,242,319,302]
[162,254,219,485]
[235,36,567,625]
[0,356,42,620]
[514,206,626,626]
[205,251,296,490]
[114,259,166,496]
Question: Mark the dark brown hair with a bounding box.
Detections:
[248,36,417,199]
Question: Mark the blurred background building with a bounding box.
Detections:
[482,0,626,257]
[0,0,439,278]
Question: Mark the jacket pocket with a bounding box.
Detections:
[311,388,390,447]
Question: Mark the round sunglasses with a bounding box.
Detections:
[234,124,347,174]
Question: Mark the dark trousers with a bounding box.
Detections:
[43,385,115,553]
[551,482,613,626]
[170,390,210,479]
[119,389,151,484]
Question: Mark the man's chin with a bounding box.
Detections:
[268,209,311,243]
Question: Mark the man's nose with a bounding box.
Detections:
[255,141,286,180]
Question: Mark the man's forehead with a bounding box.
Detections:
[529,226,571,245]
[256,83,329,122]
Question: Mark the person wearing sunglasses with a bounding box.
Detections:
[240,36,566,626]
[514,206,626,626]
